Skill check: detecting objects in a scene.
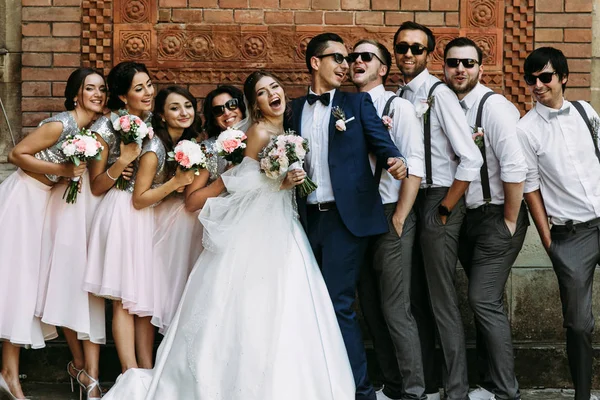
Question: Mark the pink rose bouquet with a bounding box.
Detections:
[259,131,318,197]
[60,128,104,204]
[167,139,207,175]
[215,127,247,165]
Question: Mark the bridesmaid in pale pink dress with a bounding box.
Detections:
[135,86,198,335]
[83,62,159,375]
[0,68,104,400]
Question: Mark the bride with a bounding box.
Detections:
[103,71,355,399]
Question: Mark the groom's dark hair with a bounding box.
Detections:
[305,33,345,73]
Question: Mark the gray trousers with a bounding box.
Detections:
[548,217,600,400]
[458,203,529,400]
[359,203,426,400]
[415,187,468,400]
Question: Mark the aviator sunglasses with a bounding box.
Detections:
[394,43,427,56]
[315,53,351,64]
[445,58,479,69]
[523,71,557,86]
[212,98,239,117]
[347,52,385,64]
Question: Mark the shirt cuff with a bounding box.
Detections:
[500,170,527,184]
[523,180,540,194]
[407,156,424,178]
[454,166,481,182]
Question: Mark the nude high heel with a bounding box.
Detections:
[67,361,83,393]
[0,373,30,400]
[76,369,102,400]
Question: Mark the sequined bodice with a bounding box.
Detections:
[34,111,79,183]
[141,135,168,189]
[90,115,120,167]
[201,137,228,182]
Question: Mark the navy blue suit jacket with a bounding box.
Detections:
[292,90,402,238]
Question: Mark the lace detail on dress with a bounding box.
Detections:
[201,137,228,183]
[34,111,79,183]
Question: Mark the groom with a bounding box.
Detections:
[292,33,407,400]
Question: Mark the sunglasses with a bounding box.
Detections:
[524,71,557,85]
[394,43,427,56]
[347,52,384,64]
[316,53,351,64]
[445,58,479,69]
[212,98,239,117]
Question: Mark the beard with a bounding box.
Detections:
[447,74,478,96]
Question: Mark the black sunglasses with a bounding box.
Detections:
[445,58,479,69]
[347,52,384,64]
[316,53,351,64]
[394,43,427,56]
[212,98,239,117]
[524,71,557,86]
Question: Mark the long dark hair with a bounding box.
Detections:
[243,70,290,122]
[152,86,199,151]
[64,67,105,110]
[202,85,246,138]
[106,61,151,111]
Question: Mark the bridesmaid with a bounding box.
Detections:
[184,85,247,212]
[83,62,156,374]
[0,67,104,400]
[136,86,198,334]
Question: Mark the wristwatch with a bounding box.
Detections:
[438,204,452,217]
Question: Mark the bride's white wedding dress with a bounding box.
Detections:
[103,157,355,400]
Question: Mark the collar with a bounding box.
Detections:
[404,68,430,93]
[535,99,571,122]
[367,84,386,103]
[308,87,336,99]
[459,83,486,112]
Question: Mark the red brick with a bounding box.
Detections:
[22,97,66,112]
[294,11,323,24]
[249,0,278,7]
[234,9,264,24]
[342,0,369,10]
[53,53,81,67]
[415,11,444,26]
[22,82,51,97]
[22,112,51,127]
[22,53,52,67]
[23,37,80,52]
[265,11,294,24]
[203,9,234,23]
[569,58,591,73]
[564,28,592,43]
[536,42,591,58]
[445,11,459,26]
[158,9,171,22]
[188,0,216,5]
[189,84,219,98]
[280,0,310,9]
[325,11,353,24]
[22,67,74,81]
[536,13,591,28]
[159,0,187,6]
[53,0,81,5]
[52,82,67,96]
[22,0,51,5]
[356,11,383,25]
[384,11,413,25]
[431,0,457,10]
[372,0,399,10]
[535,0,562,12]
[535,28,563,42]
[52,22,81,37]
[22,23,51,37]
[22,127,36,136]
[565,87,590,101]
[218,0,248,7]
[567,73,590,87]
[313,0,340,9]
[401,0,428,11]
[565,0,592,12]
[171,9,203,23]
[22,7,80,21]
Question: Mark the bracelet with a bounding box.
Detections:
[106,168,118,181]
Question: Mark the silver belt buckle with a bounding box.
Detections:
[317,202,328,212]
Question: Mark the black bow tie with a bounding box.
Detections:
[307,92,331,106]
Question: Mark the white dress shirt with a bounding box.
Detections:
[517,99,600,225]
[460,83,526,208]
[302,88,336,204]
[367,84,424,204]
[398,69,483,188]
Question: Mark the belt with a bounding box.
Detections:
[307,202,336,212]
[552,216,600,234]
[418,186,449,195]
[466,203,504,214]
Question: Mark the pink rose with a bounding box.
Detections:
[147,127,154,139]
[222,139,240,154]
[180,155,191,168]
[119,116,131,132]
[175,151,184,162]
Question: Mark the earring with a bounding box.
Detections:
[162,118,165,122]
[74,100,77,107]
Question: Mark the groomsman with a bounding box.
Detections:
[393,22,483,400]
[517,47,600,400]
[292,32,407,400]
[349,39,426,400]
[444,37,528,400]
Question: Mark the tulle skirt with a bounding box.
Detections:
[35,171,106,344]
[84,188,154,316]
[0,169,57,348]
[151,196,202,334]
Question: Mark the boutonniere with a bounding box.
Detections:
[591,117,600,142]
[415,95,435,123]
[332,106,355,132]
[382,109,394,131]
[472,126,484,149]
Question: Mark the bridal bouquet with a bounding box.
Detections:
[112,111,154,190]
[215,127,247,165]
[167,139,207,175]
[60,128,104,204]
[259,132,318,197]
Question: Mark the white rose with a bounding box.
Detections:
[335,119,346,131]
[415,101,429,118]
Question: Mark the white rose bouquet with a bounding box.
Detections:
[167,139,207,175]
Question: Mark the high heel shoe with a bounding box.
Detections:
[67,361,83,393]
[76,369,102,400]
[0,373,30,400]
